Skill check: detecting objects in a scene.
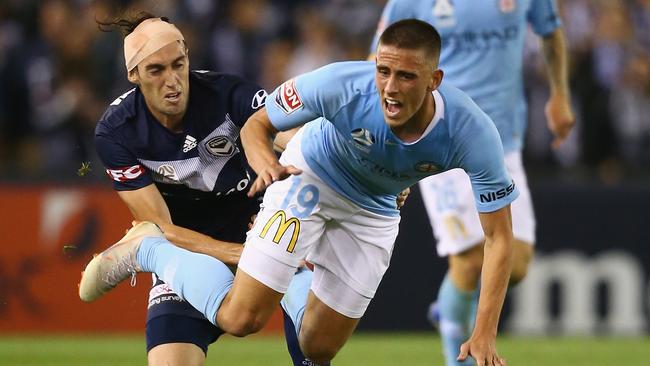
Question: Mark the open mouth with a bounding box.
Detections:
[164,92,181,103]
[384,98,402,117]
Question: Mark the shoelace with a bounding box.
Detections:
[103,253,138,287]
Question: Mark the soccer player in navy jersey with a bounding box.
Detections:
[91,13,309,366]
[82,19,515,366]
[370,2,574,365]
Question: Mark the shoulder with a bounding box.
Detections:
[298,61,376,99]
[96,87,140,136]
[438,83,499,139]
[190,70,251,90]
[190,70,264,106]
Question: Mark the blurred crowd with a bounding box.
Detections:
[0,0,648,183]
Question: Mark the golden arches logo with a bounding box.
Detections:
[259,210,300,253]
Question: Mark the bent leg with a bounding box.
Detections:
[145,275,224,366]
[148,344,205,366]
[509,239,533,286]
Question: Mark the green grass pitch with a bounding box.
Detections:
[1,333,648,366]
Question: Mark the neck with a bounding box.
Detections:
[393,91,435,143]
[147,102,185,133]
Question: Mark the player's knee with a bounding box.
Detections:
[509,242,534,286]
[300,342,337,365]
[299,331,340,364]
[220,312,265,337]
[450,246,484,287]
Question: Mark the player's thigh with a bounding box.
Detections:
[307,206,400,318]
[419,169,485,256]
[231,172,327,330]
[148,343,205,366]
[146,276,223,358]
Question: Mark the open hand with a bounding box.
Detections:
[248,163,302,197]
[457,335,505,366]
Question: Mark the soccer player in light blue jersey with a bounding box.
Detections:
[80,20,517,366]
[371,2,575,365]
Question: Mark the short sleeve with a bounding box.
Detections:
[265,63,351,131]
[230,79,268,128]
[95,130,152,191]
[456,117,519,213]
[528,0,562,36]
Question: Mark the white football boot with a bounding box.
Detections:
[79,221,163,302]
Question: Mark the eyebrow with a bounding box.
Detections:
[144,55,186,71]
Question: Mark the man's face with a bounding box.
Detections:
[375,44,438,129]
[129,42,189,123]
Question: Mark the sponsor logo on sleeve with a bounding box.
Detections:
[274,79,303,114]
[106,165,144,182]
[479,180,516,203]
[251,89,267,109]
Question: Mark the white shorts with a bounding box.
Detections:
[418,151,535,257]
[238,129,400,318]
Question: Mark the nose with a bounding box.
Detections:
[164,70,180,88]
[384,75,398,95]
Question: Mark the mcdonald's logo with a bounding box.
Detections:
[259,210,300,253]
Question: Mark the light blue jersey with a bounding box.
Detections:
[371,0,561,152]
[266,61,518,217]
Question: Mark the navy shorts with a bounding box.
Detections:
[145,276,224,354]
[145,192,261,353]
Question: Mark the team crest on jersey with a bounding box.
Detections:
[206,136,236,156]
[251,89,267,109]
[351,128,375,147]
[432,0,456,27]
[414,161,439,173]
[157,164,179,182]
[498,0,516,13]
[275,79,303,114]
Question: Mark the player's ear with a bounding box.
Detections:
[429,69,443,91]
[127,68,139,84]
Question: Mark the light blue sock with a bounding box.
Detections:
[437,273,479,366]
[136,236,233,325]
[280,267,313,336]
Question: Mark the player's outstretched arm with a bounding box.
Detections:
[241,107,302,197]
[542,28,575,148]
[118,185,243,265]
[458,205,513,366]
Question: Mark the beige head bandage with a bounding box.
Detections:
[124,18,185,72]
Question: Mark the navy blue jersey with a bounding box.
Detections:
[95,70,267,239]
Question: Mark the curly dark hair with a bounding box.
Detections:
[96,11,171,38]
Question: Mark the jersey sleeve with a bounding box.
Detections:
[95,129,152,191]
[265,63,350,131]
[455,115,519,213]
[230,79,268,128]
[527,0,562,36]
[369,0,415,54]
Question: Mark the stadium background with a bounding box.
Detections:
[0,0,649,364]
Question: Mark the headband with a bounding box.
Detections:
[123,18,184,72]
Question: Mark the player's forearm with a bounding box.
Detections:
[542,28,570,97]
[241,108,282,174]
[158,223,243,265]
[473,220,513,337]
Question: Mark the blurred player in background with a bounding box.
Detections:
[92,13,310,366]
[370,1,575,365]
[81,19,518,366]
